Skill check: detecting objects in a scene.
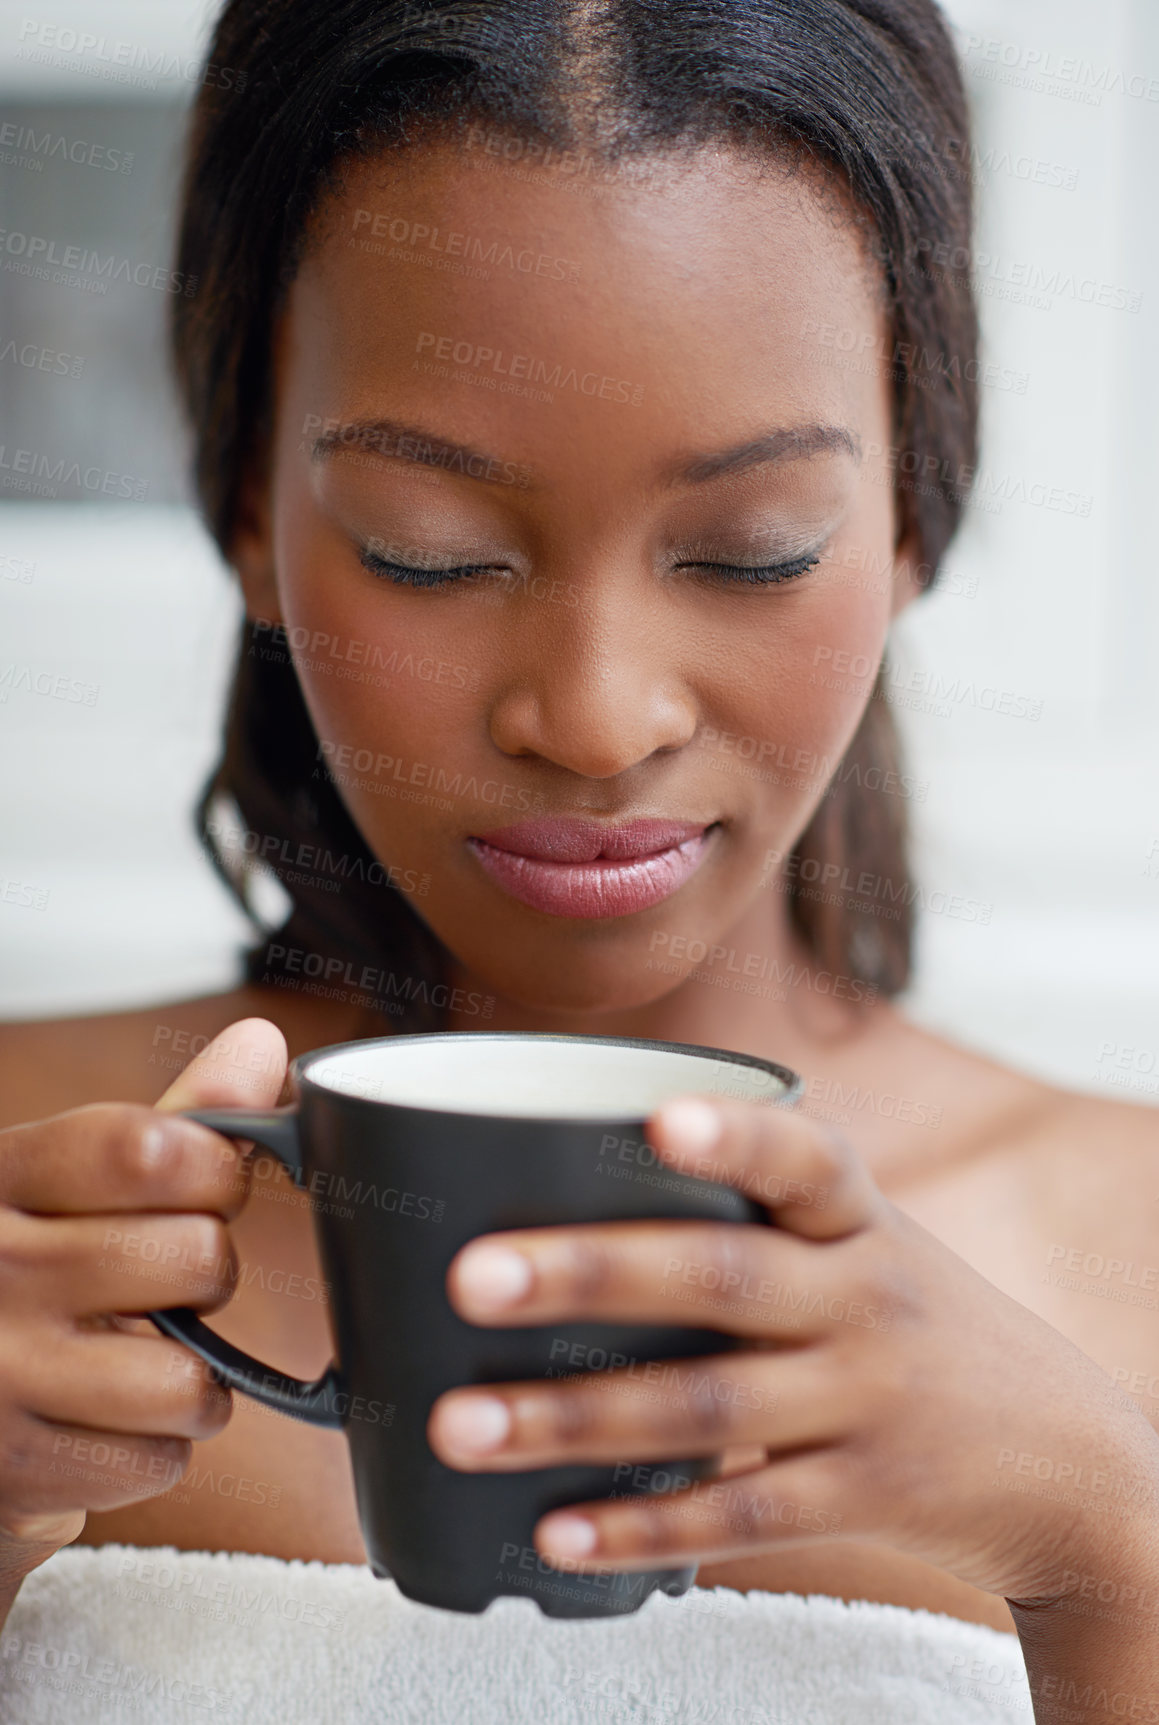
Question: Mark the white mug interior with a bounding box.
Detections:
[305,1035,791,1120]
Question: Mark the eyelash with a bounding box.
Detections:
[357,547,822,589]
[678,554,821,586]
[357,549,493,588]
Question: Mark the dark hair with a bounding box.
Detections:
[173,0,978,1025]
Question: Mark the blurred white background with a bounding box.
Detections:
[1,0,1156,1104]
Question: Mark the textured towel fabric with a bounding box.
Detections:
[0,1542,1034,1724]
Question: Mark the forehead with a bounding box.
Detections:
[280,141,890,464]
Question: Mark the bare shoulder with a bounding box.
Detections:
[869,1014,1159,1401]
[1005,1082,1159,1416]
[0,987,279,1128]
[858,1005,1159,1246]
[825,1003,1061,1183]
[1016,1081,1159,1233]
[0,978,397,1128]
[877,1007,1158,1179]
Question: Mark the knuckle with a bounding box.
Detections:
[835,1240,886,1313]
[625,1502,678,1559]
[163,1346,207,1398]
[187,1214,230,1267]
[176,1218,234,1297]
[720,1485,768,1544]
[135,1436,192,1492]
[195,1388,232,1438]
[0,1427,44,1480]
[151,1432,193,1466]
[0,1211,43,1282]
[547,1385,601,1448]
[212,1142,250,1208]
[826,1304,903,1417]
[0,1508,84,1547]
[795,1447,849,1512]
[687,1224,762,1303]
[735,1101,775,1160]
[830,1422,893,1508]
[560,1233,616,1302]
[0,1121,38,1199]
[168,1359,231,1436]
[710,1222,758,1278]
[120,1433,190,1481]
[869,1345,915,1419]
[678,1373,736,1443]
[857,1232,922,1331]
[108,1106,188,1188]
[808,1125,855,1188]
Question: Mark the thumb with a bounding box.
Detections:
[154,1017,289,1113]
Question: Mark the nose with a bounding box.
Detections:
[487,584,699,779]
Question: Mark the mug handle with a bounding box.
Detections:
[147,1106,345,1428]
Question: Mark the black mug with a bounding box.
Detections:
[149,1032,800,1617]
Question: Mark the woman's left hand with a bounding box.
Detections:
[427,1096,1159,1604]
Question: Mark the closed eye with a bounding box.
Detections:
[677,554,821,586]
[358,548,501,588]
[357,546,822,589]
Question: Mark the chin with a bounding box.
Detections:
[454,943,696,1021]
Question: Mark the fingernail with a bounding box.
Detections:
[438,1395,510,1455]
[538,1513,597,1557]
[456,1244,533,1308]
[655,1097,721,1155]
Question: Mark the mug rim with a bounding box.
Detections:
[291,1030,803,1121]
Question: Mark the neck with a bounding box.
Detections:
[441,882,887,1068]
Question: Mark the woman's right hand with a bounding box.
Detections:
[0,1018,287,1592]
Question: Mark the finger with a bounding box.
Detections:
[447,1218,856,1337]
[18,1331,231,1442]
[0,1211,236,1317]
[429,1348,843,1472]
[0,1507,86,1558]
[0,1104,249,1221]
[154,1018,287,1112]
[534,1452,848,1572]
[154,1019,287,1211]
[648,1097,883,1238]
[4,1415,192,1518]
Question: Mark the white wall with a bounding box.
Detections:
[0,507,254,1009]
[0,3,222,100]
[891,0,1159,1096]
[1,0,1156,1108]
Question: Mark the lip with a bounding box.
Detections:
[466,817,718,919]
[471,817,711,864]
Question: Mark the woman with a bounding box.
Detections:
[0,0,1156,1718]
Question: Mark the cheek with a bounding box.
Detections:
[720,575,890,769]
[272,509,479,767]
[705,457,898,759]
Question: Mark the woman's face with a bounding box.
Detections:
[241,141,916,1015]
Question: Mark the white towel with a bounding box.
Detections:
[0,1542,1034,1724]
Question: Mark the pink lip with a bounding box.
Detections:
[466,818,717,919]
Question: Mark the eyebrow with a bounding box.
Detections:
[312,418,526,487]
[310,416,861,487]
[676,424,861,483]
